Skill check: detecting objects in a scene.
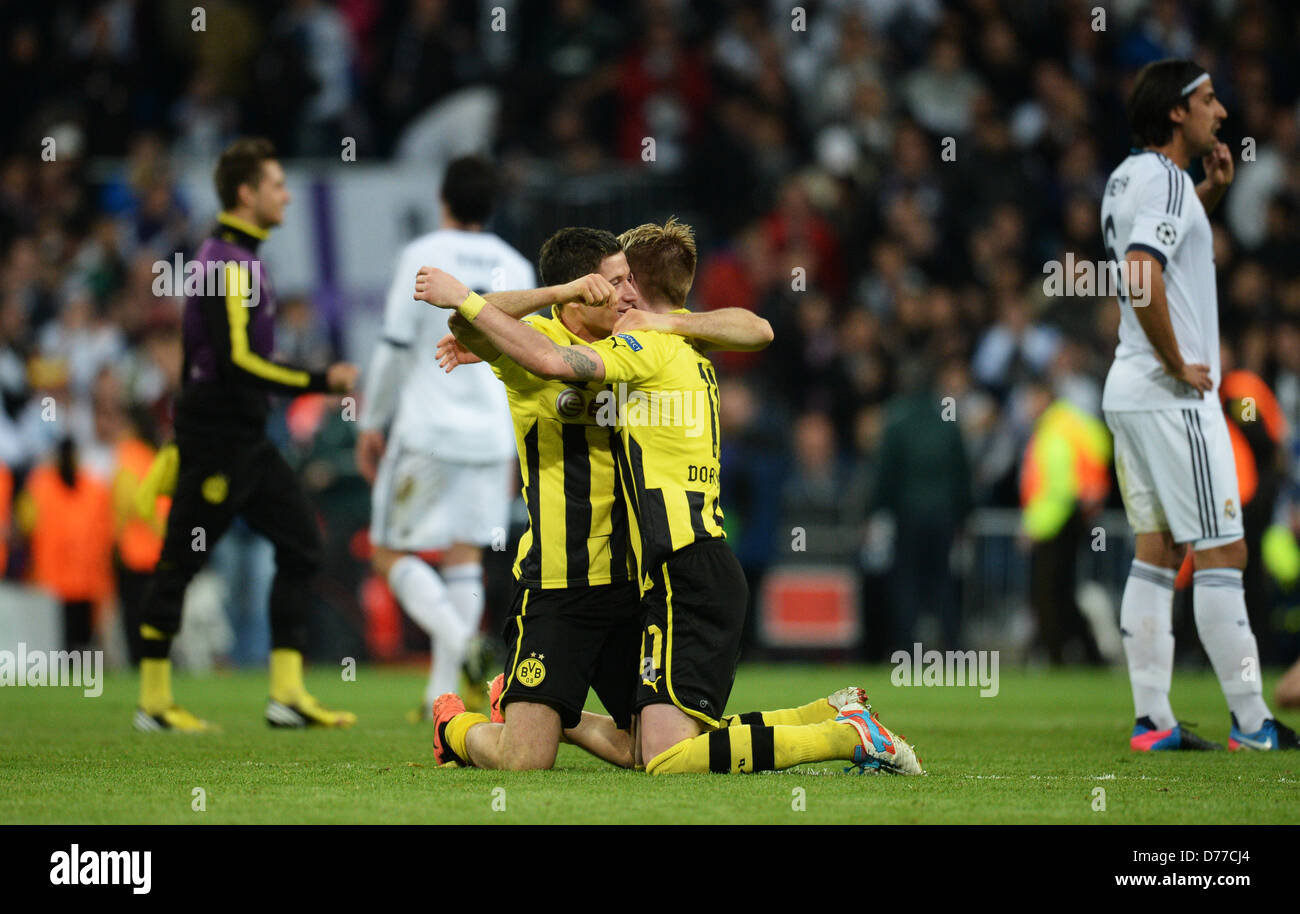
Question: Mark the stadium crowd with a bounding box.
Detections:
[2,0,1300,666]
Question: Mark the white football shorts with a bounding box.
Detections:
[370,444,514,552]
[1105,406,1244,549]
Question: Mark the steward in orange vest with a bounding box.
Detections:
[16,440,114,650]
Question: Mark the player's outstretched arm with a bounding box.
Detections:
[1125,250,1212,394]
[469,301,607,382]
[447,313,500,364]
[484,273,616,318]
[613,307,773,352]
[415,266,606,382]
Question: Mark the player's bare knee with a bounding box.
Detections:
[1135,532,1183,569]
[1276,661,1300,709]
[1276,679,1300,709]
[441,542,482,567]
[499,701,562,769]
[502,741,558,771]
[1194,537,1247,570]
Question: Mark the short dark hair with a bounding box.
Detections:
[440,156,499,225]
[538,227,622,286]
[1127,59,1208,148]
[214,137,277,210]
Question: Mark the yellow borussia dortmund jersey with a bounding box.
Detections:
[586,323,726,581]
[490,307,634,589]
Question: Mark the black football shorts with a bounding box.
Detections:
[634,540,749,728]
[498,580,642,729]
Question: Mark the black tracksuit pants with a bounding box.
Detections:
[138,427,321,659]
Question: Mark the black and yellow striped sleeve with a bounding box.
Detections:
[205,262,329,395]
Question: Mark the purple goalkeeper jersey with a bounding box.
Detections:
[175,213,328,435]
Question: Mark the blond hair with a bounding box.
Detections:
[618,217,697,308]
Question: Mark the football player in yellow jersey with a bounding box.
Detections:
[425,226,805,770]
[425,225,878,772]
[419,220,925,776]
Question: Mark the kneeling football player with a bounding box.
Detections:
[421,221,925,775]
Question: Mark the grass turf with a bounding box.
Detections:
[2,663,1298,824]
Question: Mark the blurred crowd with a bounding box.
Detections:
[4,0,1300,663]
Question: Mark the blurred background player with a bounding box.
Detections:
[134,137,359,732]
[1102,61,1296,752]
[356,156,533,720]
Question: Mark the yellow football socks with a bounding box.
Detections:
[722,697,837,728]
[139,658,173,714]
[446,711,489,762]
[645,719,859,774]
[269,648,306,704]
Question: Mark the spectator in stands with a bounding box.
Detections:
[869,358,971,651]
[718,376,784,652]
[901,33,984,138]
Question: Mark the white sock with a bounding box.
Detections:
[387,556,470,706]
[443,563,486,637]
[430,636,468,707]
[1120,560,1177,730]
[1192,567,1271,733]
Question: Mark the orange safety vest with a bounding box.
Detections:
[113,438,169,572]
[24,464,114,602]
[1221,370,1286,507]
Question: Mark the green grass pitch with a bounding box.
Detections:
[2,663,1299,824]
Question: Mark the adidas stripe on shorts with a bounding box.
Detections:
[1105,406,1244,549]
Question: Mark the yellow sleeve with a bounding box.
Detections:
[587,332,673,385]
[489,315,550,393]
[222,262,321,390]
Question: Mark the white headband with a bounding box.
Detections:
[1181,72,1210,96]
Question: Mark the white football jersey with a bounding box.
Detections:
[369,228,535,460]
[1100,150,1220,412]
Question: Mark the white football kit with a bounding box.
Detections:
[1100,150,1242,548]
[362,228,534,551]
